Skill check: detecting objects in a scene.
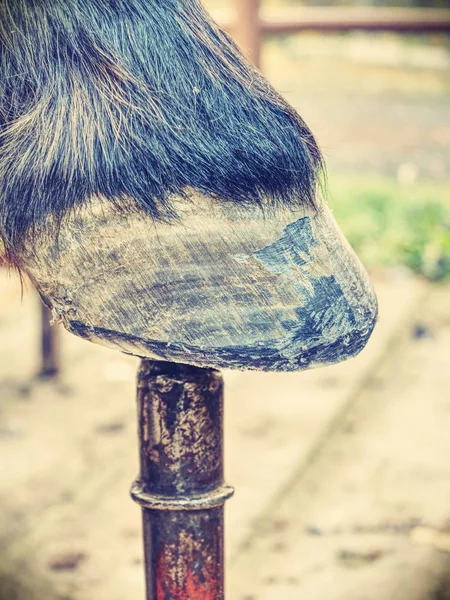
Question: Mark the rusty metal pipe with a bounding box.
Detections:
[131,359,234,600]
[39,303,60,378]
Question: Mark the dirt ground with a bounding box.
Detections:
[264,32,450,181]
[1,257,450,600]
[1,28,450,600]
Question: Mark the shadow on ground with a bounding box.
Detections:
[0,568,58,600]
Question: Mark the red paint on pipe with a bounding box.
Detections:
[156,548,221,600]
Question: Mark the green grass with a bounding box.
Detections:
[327,174,450,280]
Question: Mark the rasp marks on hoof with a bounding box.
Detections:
[56,207,377,372]
[67,316,377,372]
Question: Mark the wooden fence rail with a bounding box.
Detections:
[216,1,450,67]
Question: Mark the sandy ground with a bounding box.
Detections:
[1,270,450,600]
[263,32,450,182]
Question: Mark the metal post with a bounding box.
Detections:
[131,360,234,600]
[40,303,60,378]
[234,0,261,68]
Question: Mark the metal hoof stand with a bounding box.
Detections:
[39,304,60,378]
[131,360,234,600]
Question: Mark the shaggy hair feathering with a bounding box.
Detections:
[0,0,323,261]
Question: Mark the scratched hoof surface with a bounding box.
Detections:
[24,193,377,372]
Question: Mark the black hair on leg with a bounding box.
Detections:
[0,0,323,262]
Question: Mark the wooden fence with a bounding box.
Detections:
[214,0,450,67]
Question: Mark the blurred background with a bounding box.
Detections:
[1,1,449,599]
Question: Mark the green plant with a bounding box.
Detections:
[327,174,450,280]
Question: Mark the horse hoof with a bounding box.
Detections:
[0,0,377,372]
[23,193,377,372]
